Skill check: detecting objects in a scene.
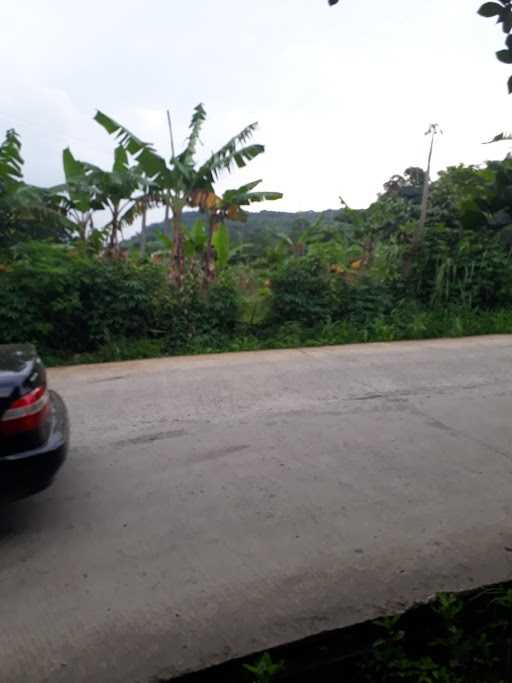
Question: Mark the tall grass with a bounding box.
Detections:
[44,307,512,366]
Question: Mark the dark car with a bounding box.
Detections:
[0,344,68,500]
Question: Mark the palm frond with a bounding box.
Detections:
[198,122,260,181]
[0,129,24,189]
[235,180,263,193]
[120,200,144,226]
[484,132,512,144]
[184,103,207,162]
[241,190,283,205]
[95,111,153,155]
[78,160,104,175]
[200,143,264,183]
[222,182,282,207]
[8,184,74,230]
[137,147,168,179]
[95,110,167,181]
[62,148,84,182]
[113,145,129,173]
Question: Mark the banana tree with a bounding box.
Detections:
[1,129,72,248]
[0,129,23,193]
[136,175,161,260]
[190,180,282,283]
[56,148,103,241]
[94,105,265,282]
[59,146,145,253]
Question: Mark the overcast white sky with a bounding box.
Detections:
[2,0,511,233]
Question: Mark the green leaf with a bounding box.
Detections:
[234,144,265,169]
[94,110,169,185]
[198,123,260,181]
[94,110,119,135]
[0,129,24,189]
[184,217,207,256]
[497,48,512,63]
[212,223,230,268]
[247,191,283,202]
[508,74,512,93]
[484,131,512,143]
[478,2,504,18]
[183,104,207,163]
[60,148,95,212]
[95,111,151,155]
[235,179,263,194]
[155,230,173,251]
[502,8,512,32]
[137,147,168,179]
[190,217,207,247]
[62,148,82,182]
[113,146,128,173]
[120,198,146,226]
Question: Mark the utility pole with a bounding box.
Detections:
[414,123,442,248]
[166,109,176,159]
[163,109,175,239]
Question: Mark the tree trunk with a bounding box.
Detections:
[108,207,119,256]
[204,214,217,287]
[362,235,375,269]
[171,203,183,285]
[140,205,147,260]
[413,133,435,249]
[74,210,88,242]
[403,129,437,276]
[163,198,170,239]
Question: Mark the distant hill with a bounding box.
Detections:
[125,208,341,251]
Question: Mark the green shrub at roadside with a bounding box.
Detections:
[269,257,350,326]
[2,241,512,367]
[0,243,242,357]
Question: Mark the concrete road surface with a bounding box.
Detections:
[2,336,512,683]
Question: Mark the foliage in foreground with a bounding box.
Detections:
[0,242,239,357]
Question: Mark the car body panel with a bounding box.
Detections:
[0,344,46,411]
[0,345,68,500]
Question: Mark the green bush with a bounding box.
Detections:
[346,277,393,324]
[0,243,82,349]
[73,260,166,350]
[269,257,350,326]
[394,226,512,309]
[158,273,241,352]
[0,248,167,352]
[268,257,394,328]
[2,241,512,366]
[0,244,241,355]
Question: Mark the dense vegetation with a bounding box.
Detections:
[1,122,512,365]
[2,4,512,365]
